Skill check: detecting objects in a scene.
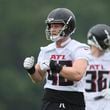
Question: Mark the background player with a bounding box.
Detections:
[84,24,110,110]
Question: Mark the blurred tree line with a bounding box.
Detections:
[0,0,110,110]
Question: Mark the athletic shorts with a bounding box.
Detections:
[41,101,85,110]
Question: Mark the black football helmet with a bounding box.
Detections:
[87,24,110,50]
[45,8,76,41]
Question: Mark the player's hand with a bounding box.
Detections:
[101,88,110,100]
[49,60,63,73]
[39,60,50,72]
[23,56,35,74]
[23,56,35,69]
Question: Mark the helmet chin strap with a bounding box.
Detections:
[51,35,71,47]
[50,35,62,42]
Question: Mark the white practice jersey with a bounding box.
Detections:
[37,38,90,92]
[85,51,110,100]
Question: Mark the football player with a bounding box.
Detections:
[84,24,110,110]
[23,8,89,110]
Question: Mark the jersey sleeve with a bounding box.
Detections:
[74,46,90,61]
[37,47,45,64]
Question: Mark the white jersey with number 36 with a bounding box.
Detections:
[85,51,110,100]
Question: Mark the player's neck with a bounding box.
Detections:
[56,37,71,48]
[92,50,104,57]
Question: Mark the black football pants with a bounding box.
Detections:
[41,101,85,110]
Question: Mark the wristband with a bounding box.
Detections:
[27,66,35,75]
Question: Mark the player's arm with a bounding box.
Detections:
[23,56,49,83]
[60,46,89,81]
[60,59,88,81]
[28,64,46,83]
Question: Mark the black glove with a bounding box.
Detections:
[49,60,63,73]
[27,66,35,75]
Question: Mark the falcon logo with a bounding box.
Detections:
[47,18,54,22]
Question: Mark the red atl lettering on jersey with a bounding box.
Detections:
[50,55,65,60]
[89,64,104,70]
